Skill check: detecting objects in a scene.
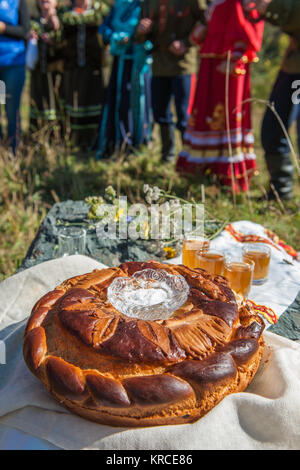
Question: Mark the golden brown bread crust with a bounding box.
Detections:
[23,260,265,427]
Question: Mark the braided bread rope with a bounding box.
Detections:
[23,261,265,427]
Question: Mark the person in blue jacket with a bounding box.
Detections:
[93,0,153,159]
[0,0,30,153]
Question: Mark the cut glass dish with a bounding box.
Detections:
[107,269,189,321]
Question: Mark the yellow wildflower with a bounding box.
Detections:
[142,221,149,239]
[163,246,177,259]
[115,208,125,222]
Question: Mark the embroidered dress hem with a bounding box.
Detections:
[176,150,257,193]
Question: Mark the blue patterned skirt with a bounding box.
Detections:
[93,55,152,159]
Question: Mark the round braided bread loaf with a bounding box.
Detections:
[23,260,265,427]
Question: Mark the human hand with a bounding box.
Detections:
[28,30,39,40]
[190,24,208,45]
[217,60,236,75]
[242,0,272,15]
[40,32,53,44]
[50,14,60,31]
[169,40,187,56]
[137,18,153,35]
[0,21,6,34]
[112,32,130,45]
[40,2,55,19]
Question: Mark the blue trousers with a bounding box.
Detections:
[261,70,300,196]
[0,64,26,153]
[151,74,193,134]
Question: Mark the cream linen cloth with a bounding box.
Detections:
[0,248,300,449]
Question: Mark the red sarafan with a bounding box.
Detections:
[23,261,265,427]
[176,0,265,193]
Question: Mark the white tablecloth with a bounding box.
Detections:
[0,221,300,450]
[168,221,300,319]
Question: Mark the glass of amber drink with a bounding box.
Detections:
[242,243,271,285]
[196,250,225,275]
[223,258,254,298]
[182,238,210,269]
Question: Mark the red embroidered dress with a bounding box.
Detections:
[176,0,264,192]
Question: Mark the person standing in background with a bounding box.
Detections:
[60,0,110,150]
[176,0,264,193]
[29,0,64,135]
[244,0,300,200]
[0,0,30,153]
[93,0,153,160]
[136,0,207,162]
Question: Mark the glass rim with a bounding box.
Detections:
[242,243,271,253]
[224,257,255,271]
[196,250,225,259]
[58,226,86,239]
[183,236,210,243]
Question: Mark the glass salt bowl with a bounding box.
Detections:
[107,268,190,321]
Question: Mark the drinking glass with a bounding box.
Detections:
[223,257,254,298]
[196,250,225,275]
[182,237,210,269]
[58,226,86,257]
[242,243,271,285]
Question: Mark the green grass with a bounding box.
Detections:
[0,24,299,281]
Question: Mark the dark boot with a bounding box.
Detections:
[159,123,176,162]
[265,152,294,200]
[179,128,186,144]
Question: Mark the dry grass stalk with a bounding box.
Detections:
[241,98,300,178]
[270,183,287,214]
[225,51,237,209]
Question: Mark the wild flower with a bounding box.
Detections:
[163,246,177,259]
[115,208,125,222]
[105,185,117,202]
